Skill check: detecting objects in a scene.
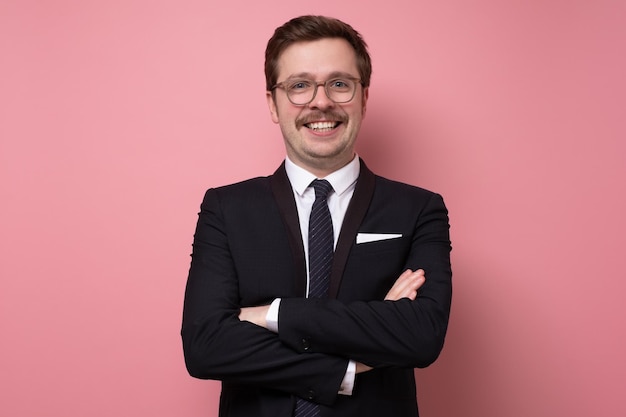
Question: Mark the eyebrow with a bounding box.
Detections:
[284,71,358,80]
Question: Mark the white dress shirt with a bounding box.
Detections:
[266,155,360,395]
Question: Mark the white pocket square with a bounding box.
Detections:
[356,233,403,244]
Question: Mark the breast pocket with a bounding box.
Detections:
[350,234,408,258]
[339,236,411,300]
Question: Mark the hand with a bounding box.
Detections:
[238,305,270,329]
[355,270,426,375]
[384,269,425,301]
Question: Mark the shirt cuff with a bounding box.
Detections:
[338,360,356,395]
[266,298,281,333]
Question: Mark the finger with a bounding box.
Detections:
[406,276,425,300]
[385,270,413,296]
[385,270,414,300]
[399,269,415,281]
[400,271,425,300]
[386,270,424,300]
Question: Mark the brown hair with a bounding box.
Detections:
[264,15,372,90]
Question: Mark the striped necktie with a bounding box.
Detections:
[294,179,334,417]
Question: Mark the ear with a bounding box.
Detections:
[361,87,369,117]
[266,91,280,124]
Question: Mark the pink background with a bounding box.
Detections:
[1,1,625,416]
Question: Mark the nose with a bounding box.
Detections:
[307,83,335,110]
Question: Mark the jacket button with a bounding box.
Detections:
[302,338,311,351]
[307,389,315,400]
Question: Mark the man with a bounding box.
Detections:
[182,15,452,417]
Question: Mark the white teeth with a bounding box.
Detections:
[306,121,337,130]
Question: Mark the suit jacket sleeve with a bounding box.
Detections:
[278,187,452,369]
[181,185,347,406]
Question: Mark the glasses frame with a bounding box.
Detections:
[270,76,363,106]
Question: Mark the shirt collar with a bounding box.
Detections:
[285,155,360,197]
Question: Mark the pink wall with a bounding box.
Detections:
[1,1,624,416]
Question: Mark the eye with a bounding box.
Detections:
[328,79,350,90]
[288,80,312,91]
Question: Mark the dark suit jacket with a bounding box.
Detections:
[182,160,452,417]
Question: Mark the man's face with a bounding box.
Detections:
[267,38,368,177]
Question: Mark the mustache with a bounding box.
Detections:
[296,111,348,127]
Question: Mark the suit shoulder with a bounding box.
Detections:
[371,175,450,222]
[374,175,443,200]
[204,176,270,196]
[197,177,275,212]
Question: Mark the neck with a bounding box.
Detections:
[289,154,356,178]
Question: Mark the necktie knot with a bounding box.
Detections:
[311,179,333,201]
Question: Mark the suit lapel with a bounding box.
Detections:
[270,160,377,299]
[329,160,376,298]
[270,163,307,297]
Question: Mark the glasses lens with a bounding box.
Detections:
[326,79,356,103]
[286,80,315,105]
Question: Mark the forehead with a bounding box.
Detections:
[276,38,359,80]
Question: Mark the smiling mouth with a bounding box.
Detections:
[305,121,340,132]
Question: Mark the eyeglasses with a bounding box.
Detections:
[270,77,362,105]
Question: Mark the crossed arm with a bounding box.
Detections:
[239,268,426,375]
[239,268,424,325]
